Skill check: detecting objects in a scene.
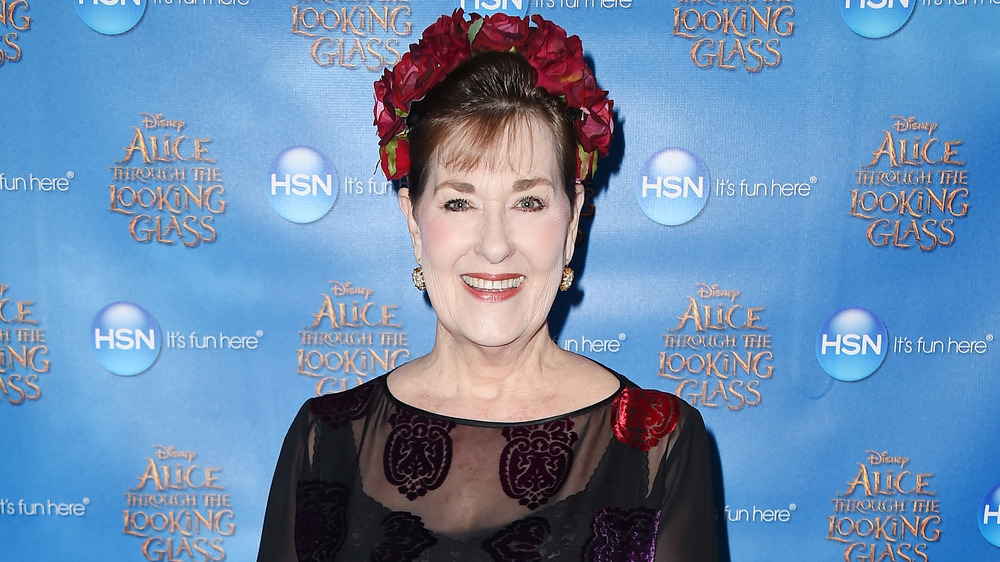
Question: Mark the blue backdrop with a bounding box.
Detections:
[2,1,999,560]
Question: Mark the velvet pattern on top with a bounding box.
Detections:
[257,369,717,561]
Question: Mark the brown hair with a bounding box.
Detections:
[405,51,578,206]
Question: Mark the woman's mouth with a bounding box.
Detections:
[461,274,525,301]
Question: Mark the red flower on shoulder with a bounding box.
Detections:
[611,387,680,452]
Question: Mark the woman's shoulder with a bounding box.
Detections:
[598,366,706,450]
[305,375,386,429]
[605,366,696,411]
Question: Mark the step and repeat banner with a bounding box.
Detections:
[2,1,999,560]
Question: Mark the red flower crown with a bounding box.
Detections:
[373,9,614,183]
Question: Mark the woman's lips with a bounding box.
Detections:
[461,274,525,301]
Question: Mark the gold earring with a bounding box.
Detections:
[411,267,426,291]
[559,267,574,292]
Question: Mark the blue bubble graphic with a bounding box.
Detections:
[268,146,339,224]
[980,483,1000,548]
[840,0,916,39]
[815,307,888,382]
[75,0,146,36]
[91,301,161,376]
[636,148,710,226]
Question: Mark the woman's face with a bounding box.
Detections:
[399,121,584,350]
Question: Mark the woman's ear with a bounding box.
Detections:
[398,187,423,263]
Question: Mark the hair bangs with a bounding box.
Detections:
[430,113,558,180]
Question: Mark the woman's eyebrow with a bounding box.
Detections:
[512,177,552,192]
[434,180,476,194]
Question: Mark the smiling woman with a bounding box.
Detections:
[399,106,578,353]
[258,10,718,561]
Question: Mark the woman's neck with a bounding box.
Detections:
[425,320,561,394]
[386,321,619,422]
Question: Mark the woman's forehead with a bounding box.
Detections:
[431,116,560,178]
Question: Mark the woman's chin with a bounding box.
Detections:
[445,318,545,351]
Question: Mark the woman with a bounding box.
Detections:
[258,11,717,561]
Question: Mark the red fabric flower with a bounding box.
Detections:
[392,138,410,180]
[611,387,679,452]
[523,16,585,97]
[577,95,614,155]
[388,51,436,110]
[419,11,472,75]
[380,137,410,180]
[373,72,405,145]
[469,12,531,54]
[373,9,614,182]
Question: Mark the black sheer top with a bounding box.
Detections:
[257,371,717,561]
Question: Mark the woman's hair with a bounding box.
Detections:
[405,51,578,206]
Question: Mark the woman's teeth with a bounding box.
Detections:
[462,275,524,291]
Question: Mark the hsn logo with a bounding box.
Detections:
[458,0,524,10]
[267,146,339,224]
[75,0,146,36]
[91,301,161,376]
[980,484,1000,548]
[636,147,710,226]
[840,0,916,39]
[815,307,888,382]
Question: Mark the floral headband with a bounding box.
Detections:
[373,9,614,183]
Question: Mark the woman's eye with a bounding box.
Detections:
[516,196,544,211]
[443,198,471,212]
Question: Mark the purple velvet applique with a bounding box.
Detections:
[583,507,660,562]
[499,418,579,509]
[384,407,456,500]
[310,382,375,430]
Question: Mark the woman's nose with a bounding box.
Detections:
[476,206,515,264]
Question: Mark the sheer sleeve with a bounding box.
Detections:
[653,404,718,561]
[257,400,311,562]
